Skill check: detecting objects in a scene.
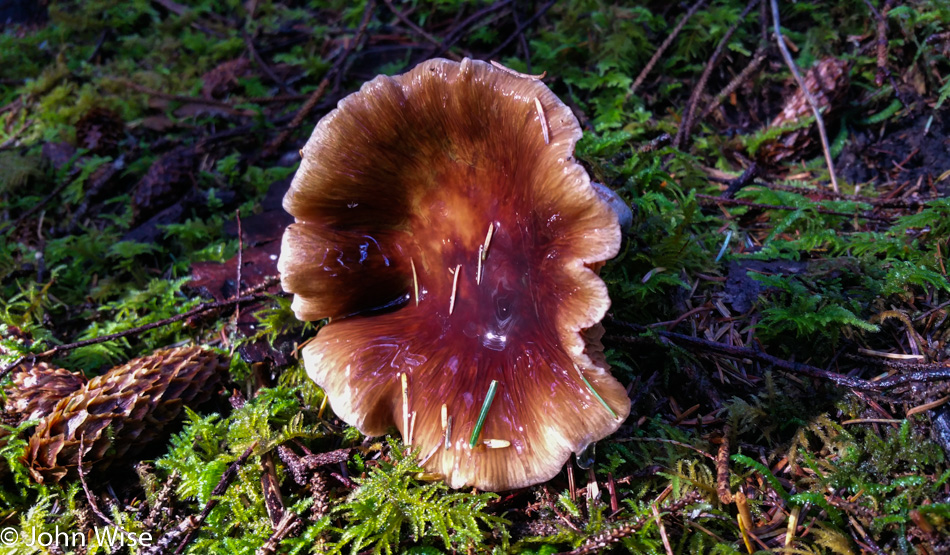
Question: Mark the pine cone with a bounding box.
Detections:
[132,146,197,221]
[5,361,85,421]
[75,107,126,156]
[24,347,228,483]
[758,57,850,164]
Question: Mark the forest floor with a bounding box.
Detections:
[1,1,949,553]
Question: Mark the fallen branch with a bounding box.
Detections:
[770,0,839,192]
[700,46,769,119]
[78,436,140,545]
[607,316,950,391]
[243,30,294,95]
[627,0,709,99]
[431,0,515,59]
[0,178,72,236]
[381,0,462,61]
[173,443,257,555]
[485,0,558,61]
[674,0,761,150]
[560,491,703,555]
[695,193,891,221]
[0,277,281,381]
[262,0,375,158]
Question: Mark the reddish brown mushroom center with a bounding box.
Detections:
[337,161,585,449]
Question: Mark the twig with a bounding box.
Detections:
[262,0,374,158]
[144,470,180,531]
[721,163,759,198]
[431,0,515,59]
[652,502,674,555]
[174,444,257,555]
[143,517,197,555]
[614,436,715,460]
[234,209,244,323]
[243,31,293,95]
[695,193,891,222]
[0,179,72,236]
[560,491,702,555]
[627,0,709,99]
[700,46,769,119]
[510,4,532,73]
[122,79,245,109]
[770,0,839,192]
[674,0,761,150]
[256,511,303,555]
[78,435,138,545]
[0,277,281,381]
[381,0,461,61]
[606,316,950,391]
[0,118,33,149]
[485,0,558,61]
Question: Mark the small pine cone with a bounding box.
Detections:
[5,361,85,421]
[75,107,126,155]
[132,146,197,220]
[24,347,228,483]
[759,57,849,164]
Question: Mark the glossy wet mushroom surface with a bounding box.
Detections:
[279,58,630,490]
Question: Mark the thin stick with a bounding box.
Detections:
[78,436,138,545]
[449,264,462,315]
[401,373,410,444]
[485,0,558,61]
[0,178,72,236]
[469,379,499,447]
[243,30,293,94]
[574,364,618,419]
[419,438,442,465]
[564,492,703,555]
[906,395,950,417]
[432,0,515,59]
[700,46,769,119]
[382,0,462,61]
[483,223,494,257]
[256,510,303,555]
[614,436,716,461]
[410,258,419,306]
[476,245,484,284]
[490,60,545,80]
[0,278,280,381]
[262,0,374,157]
[535,97,549,144]
[174,444,256,554]
[627,0,709,99]
[510,4,533,72]
[234,209,244,323]
[122,80,243,109]
[483,439,510,448]
[716,425,733,504]
[607,316,950,391]
[445,415,453,450]
[652,503,674,555]
[695,193,891,222]
[771,0,839,192]
[674,0,761,150]
[408,411,417,446]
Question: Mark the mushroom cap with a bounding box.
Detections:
[279,58,630,490]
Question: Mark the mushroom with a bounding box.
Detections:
[279,58,630,490]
